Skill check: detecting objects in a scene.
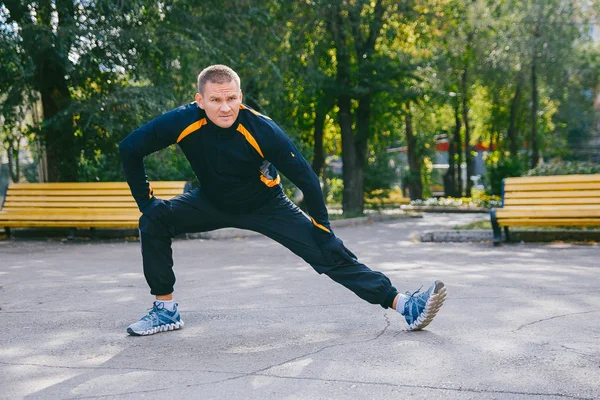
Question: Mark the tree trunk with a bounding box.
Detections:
[454,100,463,197]
[461,65,472,196]
[327,1,384,215]
[7,139,20,183]
[443,135,456,198]
[351,94,371,212]
[508,73,523,157]
[330,5,363,215]
[7,0,78,182]
[530,40,540,168]
[405,103,422,200]
[41,84,77,182]
[311,94,334,177]
[31,96,49,182]
[444,101,461,198]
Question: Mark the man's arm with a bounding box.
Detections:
[262,120,358,265]
[262,122,331,233]
[119,110,180,210]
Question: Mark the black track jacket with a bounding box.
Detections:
[119,102,331,232]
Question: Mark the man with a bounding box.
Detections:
[120,64,446,336]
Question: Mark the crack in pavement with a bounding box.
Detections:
[182,301,364,313]
[227,373,596,400]
[1,302,366,315]
[175,313,393,389]
[62,367,595,400]
[514,310,600,332]
[0,310,101,314]
[0,360,235,375]
[252,313,392,375]
[558,345,600,361]
[7,313,596,400]
[16,314,394,399]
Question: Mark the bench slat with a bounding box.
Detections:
[3,202,139,208]
[497,210,600,218]
[1,208,139,214]
[505,183,600,192]
[2,192,182,202]
[504,190,600,199]
[8,181,187,190]
[0,213,141,221]
[504,198,600,206]
[2,221,140,228]
[498,218,600,226]
[4,189,183,196]
[497,205,600,211]
[504,174,600,184]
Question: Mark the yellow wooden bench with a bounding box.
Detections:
[0,181,188,236]
[490,174,600,245]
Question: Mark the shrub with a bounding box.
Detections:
[364,153,398,196]
[409,195,502,209]
[325,177,344,205]
[486,154,524,196]
[525,161,600,176]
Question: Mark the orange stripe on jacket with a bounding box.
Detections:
[239,104,272,120]
[236,123,265,158]
[177,118,207,143]
[311,217,331,233]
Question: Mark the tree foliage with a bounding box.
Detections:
[1,0,598,212]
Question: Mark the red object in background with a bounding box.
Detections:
[436,141,449,152]
[433,139,496,152]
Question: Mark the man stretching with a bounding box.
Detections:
[120,64,446,336]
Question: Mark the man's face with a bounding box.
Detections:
[195,80,242,128]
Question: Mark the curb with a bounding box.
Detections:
[401,205,489,213]
[0,213,421,241]
[421,229,600,243]
[420,230,498,243]
[187,212,421,240]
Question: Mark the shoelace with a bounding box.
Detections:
[141,304,162,322]
[405,285,423,298]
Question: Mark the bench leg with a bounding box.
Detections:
[504,226,511,243]
[4,227,10,238]
[490,209,502,246]
[68,228,76,240]
[90,227,97,239]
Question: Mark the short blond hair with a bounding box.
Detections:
[197,65,241,94]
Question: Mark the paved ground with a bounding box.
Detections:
[1,213,599,400]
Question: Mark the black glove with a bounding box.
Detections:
[140,196,172,222]
[311,226,358,266]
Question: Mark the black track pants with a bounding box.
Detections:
[138,188,399,308]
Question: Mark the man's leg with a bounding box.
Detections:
[139,188,231,296]
[128,188,231,336]
[235,194,399,309]
[236,193,446,331]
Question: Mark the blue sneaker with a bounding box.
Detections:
[403,281,447,331]
[127,301,184,336]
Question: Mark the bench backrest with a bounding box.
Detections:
[502,174,600,207]
[1,182,188,211]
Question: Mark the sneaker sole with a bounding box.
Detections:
[406,281,446,331]
[127,320,185,336]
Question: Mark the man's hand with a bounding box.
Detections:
[140,197,172,222]
[311,226,358,266]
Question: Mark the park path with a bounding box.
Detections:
[1,213,598,400]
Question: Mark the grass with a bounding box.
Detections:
[453,220,492,230]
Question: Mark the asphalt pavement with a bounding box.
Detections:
[1,213,599,400]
